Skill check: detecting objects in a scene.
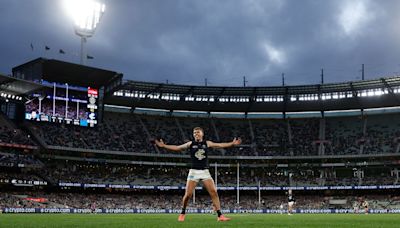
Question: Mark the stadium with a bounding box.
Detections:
[2,58,400,227]
[1,1,400,228]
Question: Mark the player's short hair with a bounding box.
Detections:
[193,127,204,133]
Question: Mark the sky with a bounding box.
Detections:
[1,0,400,87]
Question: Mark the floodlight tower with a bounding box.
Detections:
[64,0,105,65]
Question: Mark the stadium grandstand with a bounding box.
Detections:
[1,57,400,217]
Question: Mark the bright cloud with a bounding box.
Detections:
[338,0,372,36]
[263,42,286,65]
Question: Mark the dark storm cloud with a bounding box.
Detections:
[1,0,400,86]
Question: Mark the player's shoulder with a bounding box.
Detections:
[181,141,193,149]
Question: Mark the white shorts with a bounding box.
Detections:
[288,202,294,207]
[187,169,212,182]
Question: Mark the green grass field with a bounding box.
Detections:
[1,214,399,228]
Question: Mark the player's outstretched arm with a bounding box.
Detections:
[154,139,191,152]
[207,137,242,149]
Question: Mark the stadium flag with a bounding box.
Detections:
[87,55,94,59]
[30,43,34,51]
[59,49,65,54]
[45,46,50,51]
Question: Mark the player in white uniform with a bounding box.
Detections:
[287,189,295,215]
[362,200,369,214]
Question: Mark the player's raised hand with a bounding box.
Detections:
[232,137,242,146]
[154,139,165,148]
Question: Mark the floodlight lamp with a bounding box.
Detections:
[63,0,105,65]
[64,0,105,37]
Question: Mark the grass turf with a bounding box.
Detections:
[0,213,399,228]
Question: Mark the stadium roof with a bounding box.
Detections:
[12,58,122,88]
[0,73,44,96]
[105,76,400,112]
[115,76,400,96]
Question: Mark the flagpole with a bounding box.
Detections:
[237,162,240,204]
[39,97,42,114]
[53,83,56,116]
[76,101,79,119]
[65,83,68,118]
[258,180,261,205]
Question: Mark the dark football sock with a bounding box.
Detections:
[216,210,222,217]
[181,208,186,215]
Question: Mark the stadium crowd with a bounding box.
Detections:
[0,152,43,167]
[1,109,400,214]
[1,191,400,211]
[0,159,394,187]
[25,112,400,157]
[0,114,36,146]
